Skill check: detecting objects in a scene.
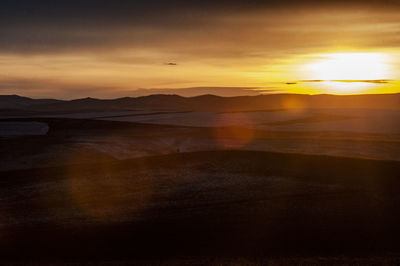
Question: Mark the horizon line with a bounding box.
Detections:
[2,92,400,101]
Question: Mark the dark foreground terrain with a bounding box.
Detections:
[1,150,400,264]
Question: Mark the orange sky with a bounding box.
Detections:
[1,1,400,98]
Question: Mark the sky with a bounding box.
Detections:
[1,0,400,98]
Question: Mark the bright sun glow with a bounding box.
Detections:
[306,52,390,81]
[299,52,393,94]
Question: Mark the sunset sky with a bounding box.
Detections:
[2,0,400,98]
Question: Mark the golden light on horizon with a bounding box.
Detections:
[306,53,390,80]
[299,52,393,94]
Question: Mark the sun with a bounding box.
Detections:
[305,52,390,81]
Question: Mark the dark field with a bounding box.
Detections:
[1,150,400,263]
[1,112,400,264]
[2,117,400,172]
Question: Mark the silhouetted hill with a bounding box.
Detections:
[0,95,61,110]
[1,93,400,112]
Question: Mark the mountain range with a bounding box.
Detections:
[1,93,400,113]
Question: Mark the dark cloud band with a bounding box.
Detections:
[0,0,399,54]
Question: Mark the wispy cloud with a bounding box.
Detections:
[129,87,266,97]
[285,79,394,85]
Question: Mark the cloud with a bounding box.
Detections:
[0,78,53,90]
[128,87,265,97]
[0,77,270,98]
[298,79,394,84]
[332,80,392,84]
[1,1,400,55]
[0,77,120,99]
[1,1,400,98]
